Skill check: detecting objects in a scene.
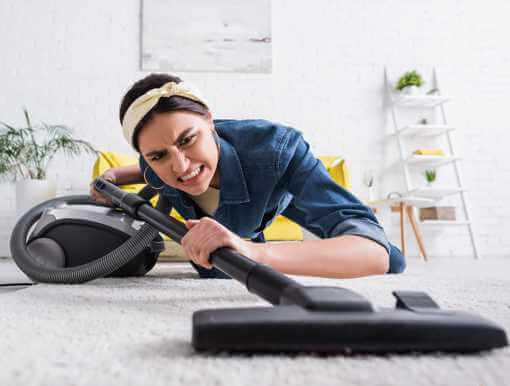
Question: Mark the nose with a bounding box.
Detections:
[171,149,189,174]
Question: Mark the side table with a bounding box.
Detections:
[369,198,429,261]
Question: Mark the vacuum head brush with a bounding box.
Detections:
[193,289,508,354]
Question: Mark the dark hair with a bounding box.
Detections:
[119,73,209,151]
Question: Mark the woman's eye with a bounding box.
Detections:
[150,153,164,162]
[179,135,196,147]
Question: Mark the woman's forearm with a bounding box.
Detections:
[110,164,145,185]
[253,235,389,279]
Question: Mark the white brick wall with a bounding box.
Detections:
[1,0,509,258]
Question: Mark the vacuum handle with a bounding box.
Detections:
[93,178,300,305]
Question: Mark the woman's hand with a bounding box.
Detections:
[182,217,260,269]
[89,169,117,205]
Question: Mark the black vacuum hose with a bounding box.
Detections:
[10,194,160,284]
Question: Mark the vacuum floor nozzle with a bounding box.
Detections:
[192,303,508,354]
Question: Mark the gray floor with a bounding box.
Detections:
[0,258,31,281]
[0,258,32,292]
[1,256,510,386]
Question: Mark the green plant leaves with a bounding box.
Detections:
[0,109,97,181]
[425,169,437,183]
[23,107,32,129]
[395,70,424,91]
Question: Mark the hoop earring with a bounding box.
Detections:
[212,130,221,151]
[143,167,165,190]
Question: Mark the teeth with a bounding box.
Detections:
[181,166,201,181]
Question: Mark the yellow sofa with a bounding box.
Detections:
[91,151,351,242]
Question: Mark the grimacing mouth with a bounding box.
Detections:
[177,165,204,182]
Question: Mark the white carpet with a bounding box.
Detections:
[1,257,510,386]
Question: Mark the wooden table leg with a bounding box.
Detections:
[406,205,428,262]
[399,202,406,256]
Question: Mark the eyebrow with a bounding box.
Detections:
[144,127,195,158]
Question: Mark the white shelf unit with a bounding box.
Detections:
[384,68,480,259]
[420,220,471,226]
[406,187,464,199]
[397,124,456,137]
[370,196,436,209]
[392,94,450,108]
[403,155,461,168]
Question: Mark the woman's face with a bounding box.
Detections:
[137,110,219,196]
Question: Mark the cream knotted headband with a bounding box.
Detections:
[121,81,209,149]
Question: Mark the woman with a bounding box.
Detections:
[91,73,406,279]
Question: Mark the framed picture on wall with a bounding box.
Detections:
[141,0,272,73]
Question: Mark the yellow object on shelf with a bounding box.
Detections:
[262,156,351,241]
[413,149,445,156]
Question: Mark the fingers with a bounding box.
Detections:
[185,219,200,229]
[182,219,212,267]
[182,218,234,270]
[193,230,220,269]
[89,180,113,205]
[88,169,118,205]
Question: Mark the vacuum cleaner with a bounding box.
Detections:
[9,178,509,354]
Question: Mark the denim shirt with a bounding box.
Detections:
[140,119,406,274]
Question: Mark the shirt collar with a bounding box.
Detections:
[216,134,250,204]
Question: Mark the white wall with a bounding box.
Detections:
[1,0,509,258]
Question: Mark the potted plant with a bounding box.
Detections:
[0,108,97,216]
[363,169,376,202]
[424,169,436,187]
[395,70,424,95]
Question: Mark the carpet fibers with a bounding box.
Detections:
[1,257,509,386]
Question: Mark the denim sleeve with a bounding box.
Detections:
[278,131,391,255]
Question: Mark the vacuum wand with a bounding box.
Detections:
[92,177,509,354]
[93,178,300,306]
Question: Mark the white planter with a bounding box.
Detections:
[368,186,376,202]
[401,85,420,95]
[16,179,57,218]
